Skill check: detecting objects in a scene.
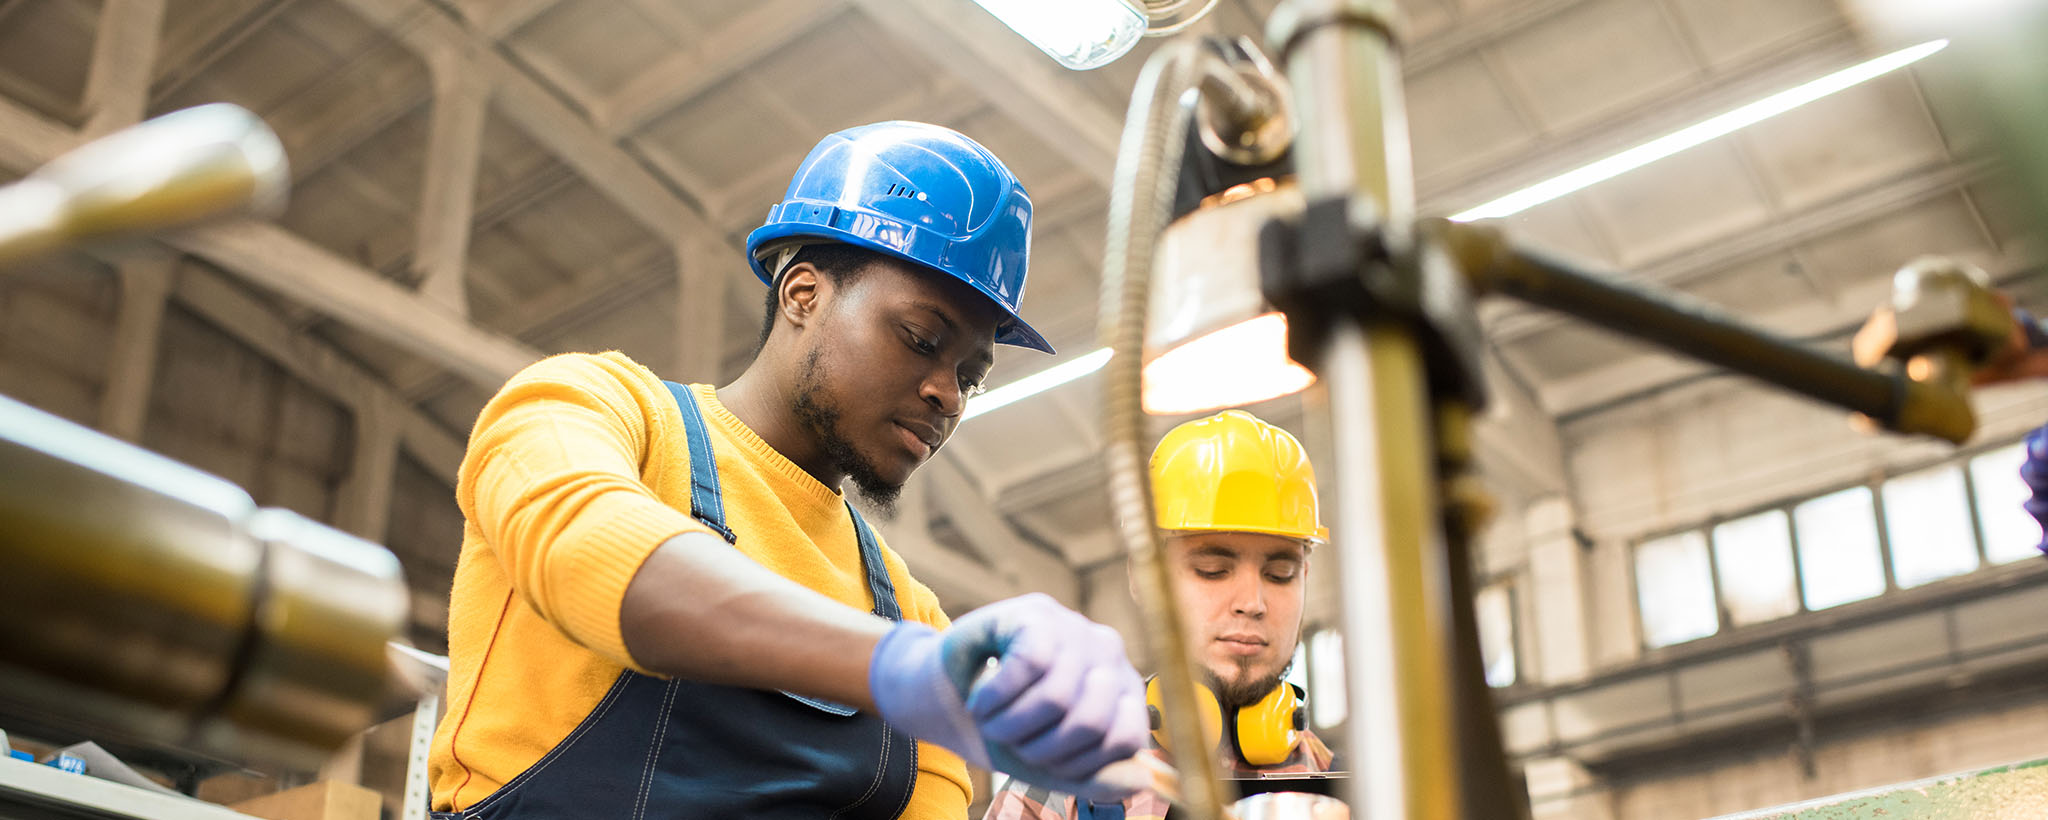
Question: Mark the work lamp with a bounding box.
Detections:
[1143,180,1314,414]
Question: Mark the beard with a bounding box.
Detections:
[1207,655,1291,712]
[790,348,903,512]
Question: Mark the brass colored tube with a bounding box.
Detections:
[1099,36,1291,820]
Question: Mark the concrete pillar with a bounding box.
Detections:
[82,0,165,136]
[336,394,402,542]
[1524,756,1612,820]
[1525,495,1591,684]
[1079,562,1148,668]
[674,235,729,383]
[99,253,177,441]
[1587,533,1644,670]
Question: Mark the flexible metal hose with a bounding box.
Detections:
[1097,37,1264,820]
[1141,0,1222,35]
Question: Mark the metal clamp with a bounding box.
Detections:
[1258,195,1490,409]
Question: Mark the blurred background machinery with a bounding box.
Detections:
[0,104,421,818]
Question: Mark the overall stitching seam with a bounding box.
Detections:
[442,589,518,811]
[826,723,890,820]
[665,379,908,819]
[464,672,634,816]
[887,738,917,820]
[631,679,680,820]
[780,690,859,716]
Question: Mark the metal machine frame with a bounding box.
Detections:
[1098,3,2019,819]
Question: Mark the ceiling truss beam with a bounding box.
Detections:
[411,54,491,316]
[81,0,165,136]
[597,0,843,138]
[98,252,178,441]
[149,0,295,107]
[170,264,466,484]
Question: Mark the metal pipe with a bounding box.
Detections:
[0,393,407,770]
[1141,0,1223,35]
[1315,325,1467,820]
[1269,2,1474,817]
[0,101,404,770]
[0,104,286,267]
[1267,0,1414,228]
[1434,220,1983,442]
[1435,398,1530,820]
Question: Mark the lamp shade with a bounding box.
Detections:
[1144,181,1315,414]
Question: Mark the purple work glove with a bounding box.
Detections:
[2023,423,2048,558]
[868,593,1148,803]
[2016,308,2048,351]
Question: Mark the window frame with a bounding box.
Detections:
[1707,507,1803,628]
[1474,579,1521,689]
[1962,441,2041,565]
[1626,434,2036,653]
[1878,463,1983,589]
[1791,484,1889,611]
[1631,527,1724,651]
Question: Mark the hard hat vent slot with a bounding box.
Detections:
[884,184,924,200]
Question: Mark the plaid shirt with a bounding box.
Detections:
[982,731,1336,820]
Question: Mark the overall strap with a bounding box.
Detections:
[661,381,738,544]
[846,504,900,621]
[1077,799,1127,820]
[663,380,901,622]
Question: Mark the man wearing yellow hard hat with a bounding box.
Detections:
[985,410,1337,820]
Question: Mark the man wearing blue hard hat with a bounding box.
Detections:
[427,121,1148,819]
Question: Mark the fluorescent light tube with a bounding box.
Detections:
[963,347,1114,420]
[1451,40,1948,222]
[970,0,1147,70]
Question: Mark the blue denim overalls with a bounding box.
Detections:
[432,382,918,819]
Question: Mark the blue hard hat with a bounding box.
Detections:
[746,121,1053,353]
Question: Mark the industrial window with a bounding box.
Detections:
[1635,531,1719,649]
[1475,582,1517,687]
[1712,510,1800,626]
[1307,629,1347,729]
[1793,487,1886,610]
[1882,466,1979,588]
[1969,443,2041,565]
[1630,436,2038,654]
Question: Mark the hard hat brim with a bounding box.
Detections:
[1158,525,1328,545]
[746,223,1055,354]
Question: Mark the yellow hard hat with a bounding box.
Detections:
[1150,410,1326,542]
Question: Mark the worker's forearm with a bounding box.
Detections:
[619,530,890,709]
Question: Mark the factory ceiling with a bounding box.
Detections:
[0,0,2032,646]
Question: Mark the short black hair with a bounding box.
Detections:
[755,243,882,352]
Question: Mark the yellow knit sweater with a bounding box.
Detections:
[428,351,969,816]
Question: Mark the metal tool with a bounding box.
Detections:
[0,371,408,771]
[1437,222,2002,445]
[0,103,287,266]
[0,101,414,770]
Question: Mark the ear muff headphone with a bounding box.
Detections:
[1145,677,1307,767]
